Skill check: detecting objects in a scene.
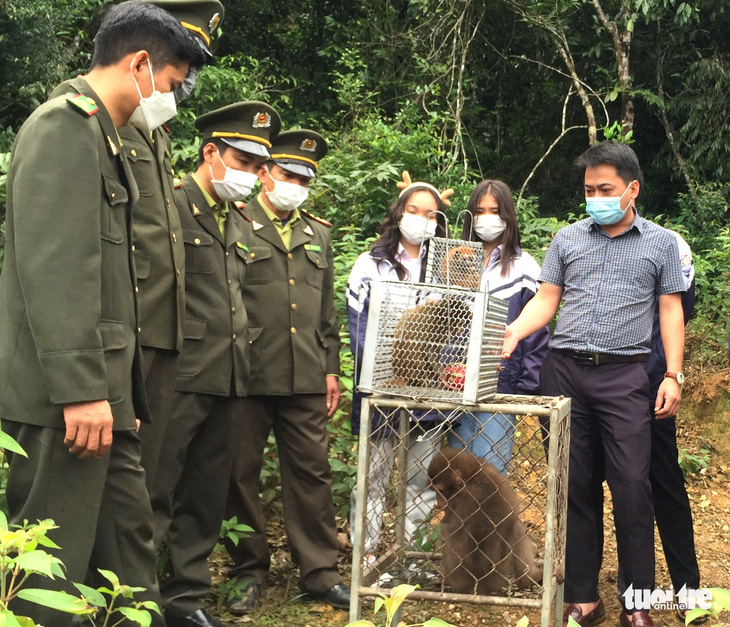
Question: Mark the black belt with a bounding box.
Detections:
[554,349,648,366]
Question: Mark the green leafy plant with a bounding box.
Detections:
[678,447,711,477]
[345,584,455,627]
[684,588,730,626]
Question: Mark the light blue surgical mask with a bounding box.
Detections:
[585,182,635,225]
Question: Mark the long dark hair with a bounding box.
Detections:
[460,179,520,278]
[371,186,447,281]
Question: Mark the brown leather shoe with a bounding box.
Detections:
[562,599,606,627]
[619,611,655,627]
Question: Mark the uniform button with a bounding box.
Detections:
[194,238,201,245]
[290,327,297,334]
[131,245,136,252]
[289,278,295,286]
[226,251,229,257]
[111,192,116,199]
[232,333,237,339]
[137,327,141,333]
[232,307,236,314]
[291,303,297,310]
[135,286,139,293]
[172,233,177,242]
[228,280,232,286]
[130,149,137,157]
[166,198,171,207]
[250,252,256,259]
[176,269,180,277]
[288,253,293,260]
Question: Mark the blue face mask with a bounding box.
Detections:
[585,182,634,225]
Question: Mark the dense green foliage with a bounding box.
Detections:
[0,0,729,517]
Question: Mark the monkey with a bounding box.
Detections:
[389,297,472,389]
[427,447,542,595]
[438,245,482,290]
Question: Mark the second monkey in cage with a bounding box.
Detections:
[428,447,542,595]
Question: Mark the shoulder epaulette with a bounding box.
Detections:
[66,94,99,116]
[173,178,183,189]
[301,210,332,228]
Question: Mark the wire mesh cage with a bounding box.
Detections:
[423,237,485,290]
[358,281,509,404]
[350,395,571,627]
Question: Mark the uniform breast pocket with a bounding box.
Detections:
[125,148,156,197]
[100,175,129,244]
[305,248,328,289]
[182,229,216,274]
[242,246,273,284]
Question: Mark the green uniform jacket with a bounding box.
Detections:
[240,196,340,395]
[50,80,185,352]
[121,126,185,352]
[0,79,149,429]
[174,176,249,397]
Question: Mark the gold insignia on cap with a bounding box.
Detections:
[253,112,272,129]
[300,138,317,152]
[209,12,221,31]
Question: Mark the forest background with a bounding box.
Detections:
[0,0,729,518]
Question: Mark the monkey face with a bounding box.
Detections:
[439,245,482,289]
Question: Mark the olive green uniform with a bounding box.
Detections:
[0,78,162,626]
[121,125,186,490]
[225,194,342,593]
[150,174,249,615]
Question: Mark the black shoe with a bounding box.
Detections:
[164,608,225,627]
[302,582,350,609]
[228,583,263,616]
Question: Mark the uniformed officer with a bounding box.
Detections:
[0,4,205,626]
[48,1,225,493]
[224,130,349,614]
[151,101,281,627]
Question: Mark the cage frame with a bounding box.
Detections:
[349,394,571,627]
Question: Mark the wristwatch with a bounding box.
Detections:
[664,371,685,385]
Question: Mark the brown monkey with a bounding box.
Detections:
[428,447,542,594]
[390,297,472,388]
[439,245,482,290]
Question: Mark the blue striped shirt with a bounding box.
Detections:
[539,213,686,355]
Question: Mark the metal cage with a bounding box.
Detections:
[349,394,571,627]
[358,281,509,404]
[423,237,485,290]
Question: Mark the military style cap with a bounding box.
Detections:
[195,101,281,158]
[270,129,328,178]
[149,0,224,58]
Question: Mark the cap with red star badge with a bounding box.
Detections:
[149,0,224,59]
[270,129,328,179]
[195,101,281,158]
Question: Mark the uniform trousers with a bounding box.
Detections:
[149,391,242,615]
[3,421,164,627]
[225,394,341,593]
[138,345,178,490]
[540,350,654,607]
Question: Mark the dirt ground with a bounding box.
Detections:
[205,401,730,627]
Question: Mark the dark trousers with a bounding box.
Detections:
[225,394,341,593]
[540,350,654,606]
[149,391,242,615]
[3,421,163,627]
[138,346,178,490]
[604,412,701,593]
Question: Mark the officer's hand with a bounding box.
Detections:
[655,378,681,419]
[326,375,340,418]
[63,400,114,459]
[501,325,520,360]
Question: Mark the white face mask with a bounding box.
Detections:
[128,58,178,132]
[474,214,507,242]
[399,212,438,245]
[265,168,309,212]
[209,151,258,202]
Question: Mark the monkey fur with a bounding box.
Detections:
[439,245,482,290]
[428,447,542,594]
[389,297,472,389]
